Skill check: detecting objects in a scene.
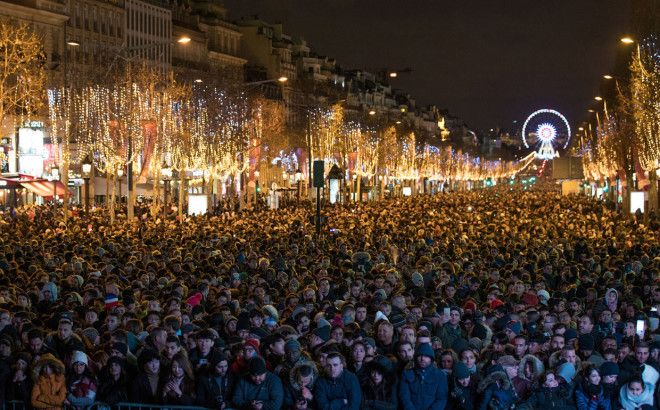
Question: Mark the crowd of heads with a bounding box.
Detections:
[0,186,658,409]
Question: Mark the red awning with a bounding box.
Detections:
[20,180,70,198]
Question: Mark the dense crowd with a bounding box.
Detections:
[0,187,658,410]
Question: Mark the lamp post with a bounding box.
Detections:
[295,168,302,201]
[254,170,260,205]
[51,165,60,205]
[117,168,124,203]
[161,162,172,217]
[81,157,92,215]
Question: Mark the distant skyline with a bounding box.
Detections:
[223,0,631,131]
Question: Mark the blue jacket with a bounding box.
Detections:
[314,370,362,410]
[399,366,448,410]
[231,372,283,410]
[575,385,611,410]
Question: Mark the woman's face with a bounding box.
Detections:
[110,362,122,377]
[74,362,86,375]
[588,370,601,385]
[352,344,365,362]
[172,361,184,378]
[627,381,643,397]
[370,370,383,385]
[440,354,453,370]
[544,374,559,388]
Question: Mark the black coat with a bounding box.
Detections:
[196,372,236,409]
[97,375,129,405]
[129,373,163,404]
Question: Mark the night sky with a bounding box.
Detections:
[223,0,632,131]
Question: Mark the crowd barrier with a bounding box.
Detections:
[1,402,213,410]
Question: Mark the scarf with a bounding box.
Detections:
[147,372,159,395]
[619,383,654,409]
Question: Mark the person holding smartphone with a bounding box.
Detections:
[231,357,283,410]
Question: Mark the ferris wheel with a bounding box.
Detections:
[521,109,571,160]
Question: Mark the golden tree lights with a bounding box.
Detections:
[0,19,45,135]
[630,38,660,171]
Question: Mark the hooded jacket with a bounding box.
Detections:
[31,354,67,409]
[283,361,319,409]
[517,355,544,385]
[232,371,284,410]
[361,359,398,410]
[477,367,517,410]
[399,364,448,410]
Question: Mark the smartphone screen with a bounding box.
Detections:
[636,320,645,338]
[443,307,451,317]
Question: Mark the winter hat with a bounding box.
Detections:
[599,361,619,377]
[411,272,424,287]
[81,327,99,344]
[312,325,331,343]
[284,339,301,353]
[506,321,522,336]
[248,357,267,376]
[414,343,435,359]
[453,362,471,380]
[374,289,387,300]
[641,364,659,386]
[186,292,203,307]
[556,362,576,384]
[563,328,578,342]
[578,334,595,351]
[262,305,279,321]
[497,355,518,368]
[66,292,83,305]
[537,290,550,305]
[490,299,504,309]
[317,317,331,329]
[71,350,88,366]
[291,306,307,321]
[243,338,260,352]
[111,342,129,356]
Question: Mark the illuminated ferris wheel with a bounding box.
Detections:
[521,109,571,160]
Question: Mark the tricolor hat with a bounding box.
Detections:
[105,293,119,310]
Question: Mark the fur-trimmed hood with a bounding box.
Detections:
[478,370,511,393]
[548,350,582,371]
[518,354,545,381]
[32,353,65,382]
[288,361,319,392]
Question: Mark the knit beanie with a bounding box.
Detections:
[454,362,471,380]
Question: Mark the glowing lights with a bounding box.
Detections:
[177,36,191,44]
[521,109,572,160]
[277,76,288,83]
[536,123,557,143]
[603,75,613,80]
[620,37,635,44]
[594,96,603,101]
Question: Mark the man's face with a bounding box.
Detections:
[551,336,565,351]
[601,338,617,351]
[106,315,119,331]
[85,311,98,324]
[599,311,612,324]
[578,317,593,334]
[514,338,527,357]
[197,338,213,355]
[416,355,432,369]
[326,357,343,378]
[398,344,414,361]
[215,360,228,376]
[377,324,393,343]
[30,337,43,353]
[562,349,577,364]
[356,307,367,322]
[270,339,285,356]
[319,280,330,294]
[635,347,649,364]
[146,359,160,374]
[251,372,266,385]
[58,323,72,339]
[449,310,461,326]
[165,342,180,358]
[401,328,416,344]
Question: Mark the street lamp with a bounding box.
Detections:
[254,170,260,204]
[620,36,635,44]
[177,36,192,44]
[161,162,172,217]
[51,165,60,204]
[603,74,613,80]
[295,168,302,200]
[81,157,92,215]
[594,96,603,101]
[117,168,124,203]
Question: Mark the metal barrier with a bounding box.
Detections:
[2,401,211,410]
[1,402,26,410]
